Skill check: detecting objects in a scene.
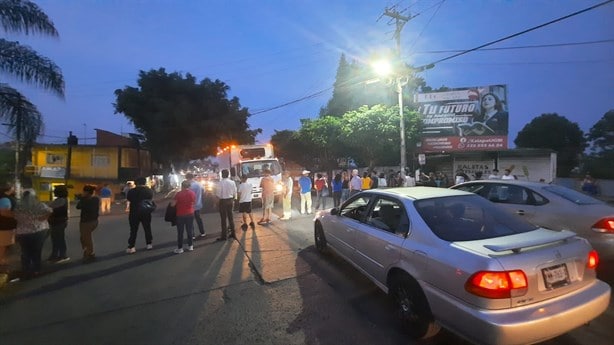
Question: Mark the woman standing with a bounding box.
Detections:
[171,180,195,254]
[0,183,17,272]
[47,185,70,263]
[340,171,350,203]
[14,189,52,278]
[331,173,342,207]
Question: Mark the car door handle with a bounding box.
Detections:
[516,210,525,215]
[384,244,395,251]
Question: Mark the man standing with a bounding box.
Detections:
[298,170,312,215]
[258,169,275,224]
[280,171,293,220]
[501,168,517,180]
[76,185,99,263]
[99,183,112,215]
[185,173,206,238]
[216,169,237,241]
[488,169,500,179]
[126,177,154,254]
[349,169,362,196]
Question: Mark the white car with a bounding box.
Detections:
[451,180,614,260]
[314,187,610,345]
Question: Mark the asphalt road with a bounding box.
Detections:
[0,196,612,345]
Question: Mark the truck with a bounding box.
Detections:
[216,144,283,201]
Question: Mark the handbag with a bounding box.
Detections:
[164,204,177,226]
[138,199,157,214]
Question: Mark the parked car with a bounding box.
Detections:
[313,187,610,345]
[450,180,614,260]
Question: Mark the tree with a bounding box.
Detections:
[293,116,344,170]
[583,109,614,178]
[514,113,587,177]
[114,68,260,168]
[587,110,614,156]
[319,54,428,118]
[342,104,421,170]
[0,0,64,182]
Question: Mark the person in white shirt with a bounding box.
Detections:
[280,171,294,220]
[488,169,501,179]
[237,175,255,231]
[215,169,237,240]
[501,168,517,180]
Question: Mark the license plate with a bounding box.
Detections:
[542,264,570,290]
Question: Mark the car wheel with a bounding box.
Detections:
[314,222,328,253]
[390,274,440,339]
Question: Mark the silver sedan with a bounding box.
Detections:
[451,180,614,260]
[314,187,610,345]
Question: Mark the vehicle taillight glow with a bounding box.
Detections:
[587,250,599,269]
[465,270,528,299]
[592,217,614,233]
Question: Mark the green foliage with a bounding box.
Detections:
[0,0,64,179]
[587,109,614,157]
[113,68,260,167]
[318,53,427,117]
[342,105,421,169]
[582,109,614,179]
[514,113,587,177]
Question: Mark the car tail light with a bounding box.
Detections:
[592,217,614,233]
[587,250,599,269]
[465,270,528,299]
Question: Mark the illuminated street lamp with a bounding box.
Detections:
[372,59,409,175]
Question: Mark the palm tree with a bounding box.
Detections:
[0,0,64,184]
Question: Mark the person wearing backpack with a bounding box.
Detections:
[125,177,154,254]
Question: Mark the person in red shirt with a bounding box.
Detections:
[170,180,196,254]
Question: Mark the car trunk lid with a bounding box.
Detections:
[455,228,596,306]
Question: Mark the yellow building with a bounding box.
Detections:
[27,129,153,201]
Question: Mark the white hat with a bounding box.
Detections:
[302,170,310,175]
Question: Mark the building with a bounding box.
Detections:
[27,129,153,201]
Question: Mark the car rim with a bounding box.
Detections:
[315,227,324,250]
[396,284,419,324]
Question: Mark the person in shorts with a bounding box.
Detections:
[238,176,255,230]
[258,169,275,224]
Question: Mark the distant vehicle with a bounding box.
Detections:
[314,187,610,344]
[217,144,283,201]
[451,180,614,260]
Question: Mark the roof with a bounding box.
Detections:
[455,180,549,188]
[369,186,471,200]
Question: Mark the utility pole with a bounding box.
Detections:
[381,6,415,176]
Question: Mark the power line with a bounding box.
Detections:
[411,39,614,54]
[415,0,614,69]
[249,1,612,117]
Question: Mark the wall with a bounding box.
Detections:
[555,177,614,201]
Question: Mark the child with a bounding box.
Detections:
[238,175,255,230]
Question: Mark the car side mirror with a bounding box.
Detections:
[330,207,339,216]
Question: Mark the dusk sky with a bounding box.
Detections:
[3,0,613,148]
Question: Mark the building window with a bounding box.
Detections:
[46,153,64,164]
[92,154,110,167]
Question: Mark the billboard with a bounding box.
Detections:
[415,85,508,152]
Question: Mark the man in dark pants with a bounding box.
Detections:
[215,169,237,240]
[126,177,154,253]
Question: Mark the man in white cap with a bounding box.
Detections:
[298,170,312,214]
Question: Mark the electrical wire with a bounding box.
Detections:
[414,0,614,70]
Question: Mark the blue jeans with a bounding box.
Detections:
[341,189,350,202]
[176,214,194,249]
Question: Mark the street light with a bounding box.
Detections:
[372,59,409,175]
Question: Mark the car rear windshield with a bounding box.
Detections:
[542,185,602,205]
[415,195,538,242]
